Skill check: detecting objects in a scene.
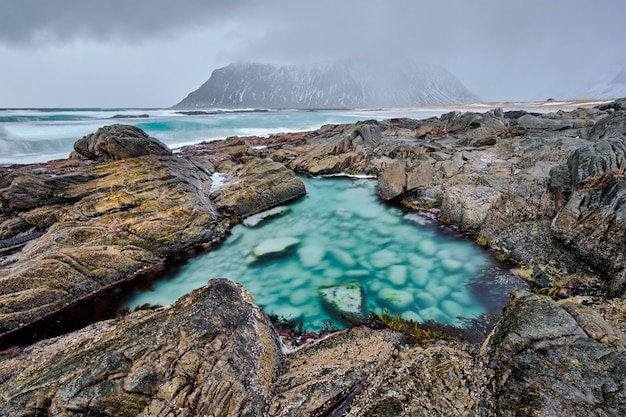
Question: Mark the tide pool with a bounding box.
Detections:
[119,176,521,331]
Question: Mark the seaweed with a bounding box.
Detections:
[368,311,461,345]
[534,285,562,300]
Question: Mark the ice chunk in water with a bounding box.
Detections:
[252,237,300,258]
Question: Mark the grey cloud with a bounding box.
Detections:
[0,0,249,44]
[222,0,626,100]
[1,0,625,104]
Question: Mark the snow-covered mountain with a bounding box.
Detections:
[174,61,480,108]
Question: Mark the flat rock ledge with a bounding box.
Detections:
[2,281,625,417]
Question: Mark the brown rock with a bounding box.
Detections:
[211,157,306,219]
[0,155,223,335]
[377,159,406,200]
[0,279,283,417]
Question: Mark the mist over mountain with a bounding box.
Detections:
[174,61,480,109]
[568,67,626,100]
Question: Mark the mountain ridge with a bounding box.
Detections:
[174,61,480,109]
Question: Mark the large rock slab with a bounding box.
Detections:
[73,124,172,161]
[552,176,626,295]
[0,155,224,336]
[486,291,626,416]
[0,279,284,417]
[211,157,306,219]
[0,132,309,340]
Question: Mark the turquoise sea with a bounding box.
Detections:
[0,107,453,165]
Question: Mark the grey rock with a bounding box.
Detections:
[567,138,626,189]
[487,291,626,416]
[589,110,626,140]
[516,113,575,130]
[552,177,626,295]
[74,124,172,161]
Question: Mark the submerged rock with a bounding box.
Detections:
[243,205,291,227]
[252,237,300,259]
[297,245,326,267]
[319,282,364,320]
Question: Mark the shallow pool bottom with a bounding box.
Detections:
[120,177,523,331]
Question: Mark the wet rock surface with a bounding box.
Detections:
[486,291,626,416]
[2,102,626,415]
[3,282,622,416]
[0,127,305,338]
[0,279,283,417]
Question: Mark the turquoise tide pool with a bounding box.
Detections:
[120,176,522,331]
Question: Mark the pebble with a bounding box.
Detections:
[418,240,437,256]
[441,258,464,271]
[410,268,430,287]
[426,283,451,300]
[323,268,343,280]
[402,310,423,323]
[329,248,357,268]
[297,245,326,267]
[371,249,402,268]
[289,288,311,306]
[440,299,464,319]
[388,265,408,286]
[450,291,473,306]
[408,254,437,271]
[345,269,370,278]
[415,292,438,308]
[419,306,450,323]
[379,288,414,309]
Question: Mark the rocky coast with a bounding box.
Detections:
[1,100,626,415]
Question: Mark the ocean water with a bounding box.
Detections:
[119,177,519,331]
[0,107,454,165]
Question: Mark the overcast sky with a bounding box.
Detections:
[1,0,624,108]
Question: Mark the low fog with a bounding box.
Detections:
[0,0,624,107]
